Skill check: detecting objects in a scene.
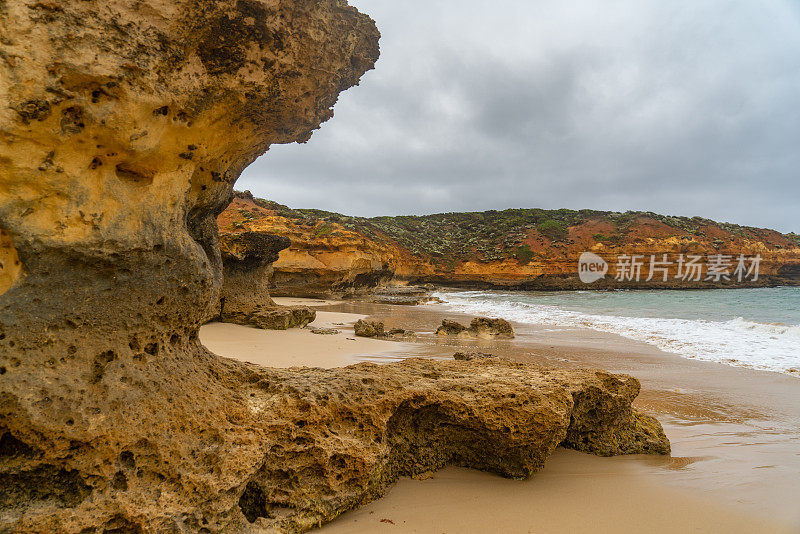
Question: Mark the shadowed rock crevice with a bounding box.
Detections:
[239,481,271,524]
[0,466,92,511]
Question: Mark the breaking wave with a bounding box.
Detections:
[433,290,800,375]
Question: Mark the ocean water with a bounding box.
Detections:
[433,287,800,375]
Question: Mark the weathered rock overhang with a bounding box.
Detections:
[0,1,669,532]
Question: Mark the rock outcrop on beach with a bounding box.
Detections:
[218,231,315,330]
[196,358,670,532]
[370,285,442,305]
[353,319,415,340]
[354,319,386,338]
[436,318,516,340]
[218,194,800,291]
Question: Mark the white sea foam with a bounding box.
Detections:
[433,291,800,375]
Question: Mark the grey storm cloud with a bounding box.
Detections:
[236,0,800,232]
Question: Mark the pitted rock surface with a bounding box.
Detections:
[0,0,378,530]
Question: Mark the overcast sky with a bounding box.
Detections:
[237,0,800,232]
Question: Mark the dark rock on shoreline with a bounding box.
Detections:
[437,319,469,336]
[369,285,442,305]
[354,319,386,338]
[470,317,515,339]
[354,320,415,339]
[436,318,515,339]
[371,294,443,305]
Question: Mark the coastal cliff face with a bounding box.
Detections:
[218,197,800,291]
[219,193,409,298]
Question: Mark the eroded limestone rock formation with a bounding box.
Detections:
[230,359,669,531]
[0,1,668,532]
[219,231,315,330]
[0,0,378,530]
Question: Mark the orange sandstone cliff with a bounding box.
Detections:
[219,192,800,294]
[218,192,415,297]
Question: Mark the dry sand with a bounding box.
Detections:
[201,299,800,534]
[200,311,422,368]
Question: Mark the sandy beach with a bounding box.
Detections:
[199,299,800,534]
[201,311,424,369]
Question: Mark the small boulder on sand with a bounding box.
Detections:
[436,319,468,336]
[308,326,340,335]
[354,319,385,338]
[468,317,515,339]
[436,317,515,340]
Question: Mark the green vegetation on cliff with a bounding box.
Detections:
[239,192,795,265]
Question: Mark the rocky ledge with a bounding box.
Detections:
[369,285,442,305]
[227,358,669,532]
[0,357,668,532]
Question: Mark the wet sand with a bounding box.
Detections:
[202,299,800,533]
[318,450,790,534]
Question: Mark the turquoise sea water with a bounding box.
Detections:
[434,287,800,375]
